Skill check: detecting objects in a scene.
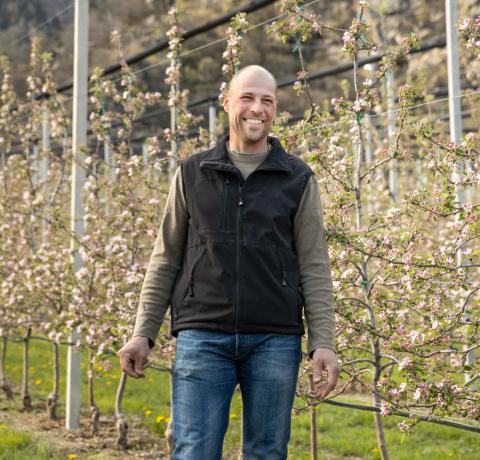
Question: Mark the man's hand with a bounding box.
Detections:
[117,336,151,378]
[312,347,340,399]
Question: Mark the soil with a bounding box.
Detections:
[0,402,169,459]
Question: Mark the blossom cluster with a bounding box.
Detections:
[458,16,480,59]
[218,12,249,105]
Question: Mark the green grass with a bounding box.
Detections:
[0,423,60,460]
[1,338,479,459]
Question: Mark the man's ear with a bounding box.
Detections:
[223,95,229,113]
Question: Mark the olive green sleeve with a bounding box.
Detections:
[294,174,336,356]
[132,166,188,345]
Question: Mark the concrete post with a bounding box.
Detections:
[66,0,89,429]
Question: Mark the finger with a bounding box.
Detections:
[319,370,339,399]
[312,365,324,383]
[133,354,146,378]
[327,364,340,388]
[314,383,328,398]
[120,352,140,378]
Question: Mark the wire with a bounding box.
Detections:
[120,0,329,82]
[369,89,480,121]
[301,89,480,135]
[0,2,75,55]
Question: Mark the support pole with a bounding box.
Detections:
[66,0,89,429]
[386,70,397,202]
[208,100,217,146]
[364,63,375,215]
[365,113,374,215]
[169,57,178,178]
[142,141,148,167]
[41,108,50,243]
[103,135,116,183]
[446,0,476,389]
[32,144,40,186]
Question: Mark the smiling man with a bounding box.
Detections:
[118,65,339,459]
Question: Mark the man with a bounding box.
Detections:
[118,65,340,459]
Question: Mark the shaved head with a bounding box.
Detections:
[223,64,278,153]
[228,65,277,99]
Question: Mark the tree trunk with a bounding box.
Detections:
[21,327,32,410]
[46,341,59,419]
[373,391,390,460]
[165,363,174,456]
[352,51,391,460]
[88,351,100,435]
[308,375,318,460]
[0,333,13,399]
[237,399,244,460]
[115,371,128,449]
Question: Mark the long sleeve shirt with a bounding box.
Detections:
[132,146,335,356]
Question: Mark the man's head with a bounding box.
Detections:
[223,65,277,153]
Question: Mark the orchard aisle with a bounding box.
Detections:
[0,409,167,459]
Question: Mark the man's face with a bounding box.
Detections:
[224,70,277,150]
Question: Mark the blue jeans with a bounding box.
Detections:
[172,329,302,460]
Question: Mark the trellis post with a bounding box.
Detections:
[386,70,397,202]
[209,99,217,146]
[445,0,476,389]
[66,0,89,429]
[41,108,50,242]
[169,57,178,178]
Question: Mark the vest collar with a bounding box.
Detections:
[200,134,293,179]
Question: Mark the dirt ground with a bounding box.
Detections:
[0,403,169,459]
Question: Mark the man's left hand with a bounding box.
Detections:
[312,348,340,399]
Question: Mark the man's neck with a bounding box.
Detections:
[227,139,271,156]
[228,136,269,154]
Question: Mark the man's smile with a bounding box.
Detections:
[243,118,264,125]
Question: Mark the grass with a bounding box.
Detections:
[0,337,479,459]
[0,423,60,460]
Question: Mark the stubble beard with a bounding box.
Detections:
[236,117,270,145]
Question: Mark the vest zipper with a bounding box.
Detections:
[277,251,291,290]
[174,246,206,320]
[281,264,287,286]
[234,183,243,332]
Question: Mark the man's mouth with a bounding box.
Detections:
[243,118,264,125]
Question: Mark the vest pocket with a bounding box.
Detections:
[173,246,207,320]
[275,249,296,297]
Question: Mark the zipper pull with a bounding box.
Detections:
[238,185,243,206]
[188,279,194,297]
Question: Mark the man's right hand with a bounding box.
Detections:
[117,336,151,378]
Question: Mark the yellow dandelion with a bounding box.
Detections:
[67,454,77,459]
[34,378,42,385]
[155,415,166,424]
[144,409,152,416]
[229,413,238,420]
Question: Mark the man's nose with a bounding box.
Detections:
[251,98,262,113]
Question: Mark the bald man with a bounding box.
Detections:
[118,65,339,459]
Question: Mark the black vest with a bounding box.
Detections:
[170,135,314,336]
